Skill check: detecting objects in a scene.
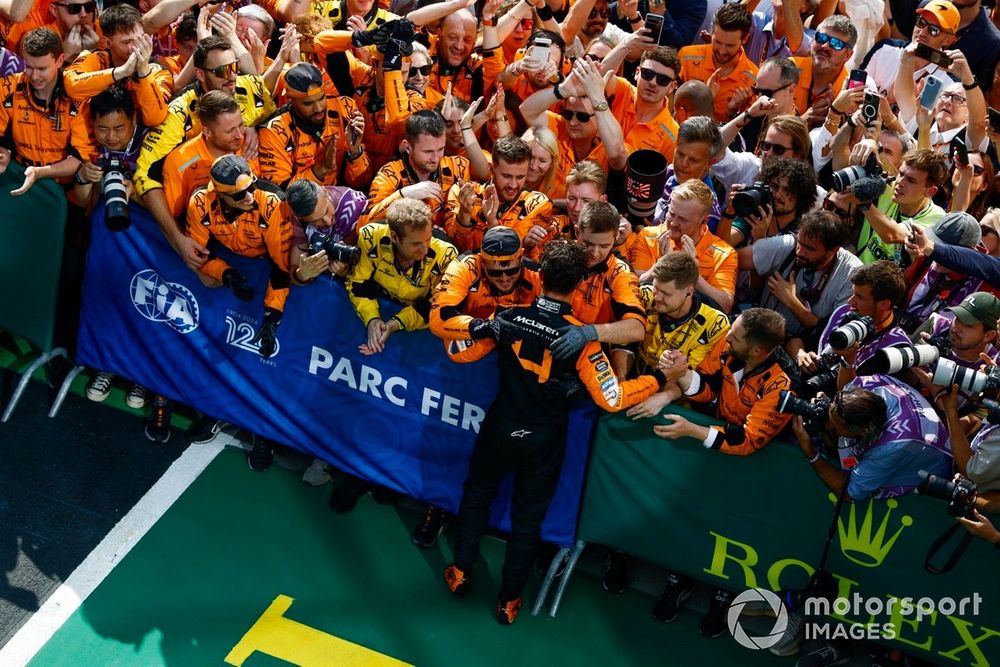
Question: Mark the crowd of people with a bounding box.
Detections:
[3,0,1000,654]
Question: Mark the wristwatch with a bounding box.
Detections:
[591,99,610,112]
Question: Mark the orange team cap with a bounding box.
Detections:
[916,0,961,33]
[283,62,326,99]
[481,226,523,262]
[210,154,256,194]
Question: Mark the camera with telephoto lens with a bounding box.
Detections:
[308,231,361,265]
[777,390,831,434]
[870,344,941,374]
[918,471,978,518]
[830,155,888,204]
[99,156,130,231]
[732,181,772,218]
[804,352,842,397]
[829,312,875,351]
[931,358,1000,395]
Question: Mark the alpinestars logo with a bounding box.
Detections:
[130,270,199,334]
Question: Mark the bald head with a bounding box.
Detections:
[439,9,477,67]
[673,81,715,123]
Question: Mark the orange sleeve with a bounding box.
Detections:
[262,198,293,312]
[628,227,659,273]
[480,46,506,94]
[69,101,96,163]
[313,29,354,56]
[366,161,405,221]
[609,265,646,323]
[443,183,485,252]
[340,97,371,188]
[429,256,477,340]
[185,192,228,281]
[257,119,297,188]
[131,65,173,128]
[162,150,188,220]
[712,247,738,300]
[687,337,725,405]
[576,342,659,411]
[448,337,496,363]
[63,51,114,101]
[709,375,793,456]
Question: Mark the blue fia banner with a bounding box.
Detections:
[76,203,594,547]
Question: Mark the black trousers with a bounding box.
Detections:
[451,410,566,600]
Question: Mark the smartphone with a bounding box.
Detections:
[861,91,879,125]
[644,13,664,41]
[951,135,969,167]
[848,69,867,90]
[914,43,953,69]
[529,37,551,66]
[920,75,944,111]
[989,107,1000,133]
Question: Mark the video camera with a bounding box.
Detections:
[308,231,362,265]
[830,155,888,205]
[777,390,831,434]
[918,471,978,519]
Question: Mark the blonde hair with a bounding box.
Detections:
[521,126,559,194]
[669,179,713,216]
[566,159,607,193]
[387,198,432,235]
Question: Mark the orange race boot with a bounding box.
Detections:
[495,596,522,625]
[443,564,470,595]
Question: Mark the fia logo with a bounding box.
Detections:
[130,270,199,334]
[225,315,280,357]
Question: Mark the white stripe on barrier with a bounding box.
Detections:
[0,438,228,666]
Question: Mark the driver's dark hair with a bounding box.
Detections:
[540,240,588,293]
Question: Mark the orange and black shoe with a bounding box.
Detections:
[495,596,522,625]
[443,564,469,595]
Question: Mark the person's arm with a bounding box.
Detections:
[560,0,598,50]
[520,86,561,127]
[720,96,776,149]
[658,0,708,48]
[576,341,662,411]
[894,44,918,127]
[64,51,136,101]
[577,59,627,170]
[860,202,911,245]
[950,50,988,153]
[0,0,35,22]
[429,258,478,340]
[261,203,293,314]
[951,162,974,213]
[920,233,1000,289]
[345,231,384,326]
[782,0,806,53]
[595,318,646,344]
[210,10,256,74]
[142,0,200,32]
[10,156,80,196]
[408,0,473,26]
[942,387,976,475]
[790,416,850,497]
[133,64,173,128]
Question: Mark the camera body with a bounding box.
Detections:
[830,155,887,203]
[732,181,772,218]
[918,471,978,518]
[829,312,875,351]
[777,390,831,434]
[308,231,362,265]
[98,155,131,232]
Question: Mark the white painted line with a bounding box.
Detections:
[0,438,229,667]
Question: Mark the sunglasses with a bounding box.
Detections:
[561,109,595,123]
[941,91,967,105]
[759,140,791,156]
[639,66,675,87]
[751,82,792,97]
[54,1,96,13]
[583,53,603,62]
[485,266,521,277]
[915,15,950,37]
[225,183,257,200]
[519,18,534,30]
[408,64,432,77]
[203,61,239,78]
[588,7,609,18]
[815,32,849,51]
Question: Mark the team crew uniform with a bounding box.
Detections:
[0,73,95,166]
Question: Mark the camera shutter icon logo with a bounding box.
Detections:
[727,588,788,650]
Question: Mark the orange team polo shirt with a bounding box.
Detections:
[790,56,848,115]
[544,110,609,201]
[678,44,758,123]
[162,135,257,219]
[632,223,737,297]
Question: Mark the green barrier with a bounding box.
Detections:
[0,162,67,352]
[577,408,1000,666]
[0,162,71,422]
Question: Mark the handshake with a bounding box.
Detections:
[351,19,415,70]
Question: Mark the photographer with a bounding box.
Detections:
[907,221,1000,292]
[736,210,861,347]
[942,385,1000,510]
[73,88,142,214]
[807,261,911,389]
[855,148,948,266]
[725,156,818,248]
[285,180,367,282]
[791,374,952,503]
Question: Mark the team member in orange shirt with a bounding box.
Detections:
[617,46,680,162]
[257,62,369,190]
[547,200,646,362]
[185,155,292,357]
[0,29,95,195]
[444,134,552,253]
[632,180,737,313]
[520,57,628,200]
[64,4,173,128]
[424,6,504,106]
[368,110,470,227]
[678,3,758,123]
[790,16,855,128]
[6,0,99,62]
[152,91,251,259]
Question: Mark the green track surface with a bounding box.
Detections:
[28,448,787,667]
